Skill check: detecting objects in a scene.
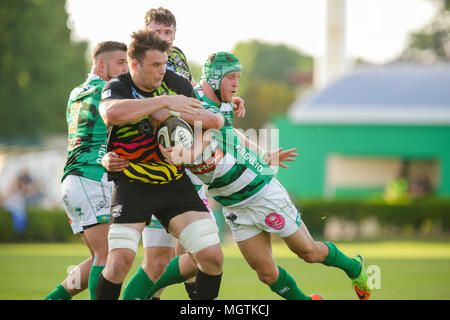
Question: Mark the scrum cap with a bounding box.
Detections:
[201,52,242,100]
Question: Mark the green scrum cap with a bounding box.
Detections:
[201,52,242,99]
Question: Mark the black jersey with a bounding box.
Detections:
[101,70,194,184]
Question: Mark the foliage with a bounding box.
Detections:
[298,199,450,238]
[231,40,313,130]
[400,0,450,62]
[0,0,89,140]
[0,208,74,242]
[1,199,449,243]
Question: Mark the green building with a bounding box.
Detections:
[272,64,450,201]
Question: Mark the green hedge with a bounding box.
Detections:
[1,200,449,242]
[297,199,450,238]
[0,209,74,242]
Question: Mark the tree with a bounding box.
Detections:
[400,0,450,63]
[0,0,88,141]
[231,40,313,130]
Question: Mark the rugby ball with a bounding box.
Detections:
[157,117,194,149]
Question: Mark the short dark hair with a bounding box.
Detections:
[128,29,171,63]
[144,7,176,29]
[93,41,127,60]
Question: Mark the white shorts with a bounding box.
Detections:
[222,178,301,242]
[142,184,215,248]
[61,173,113,234]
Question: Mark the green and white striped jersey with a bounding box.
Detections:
[189,86,274,207]
[62,74,107,182]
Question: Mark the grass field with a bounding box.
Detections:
[1,240,449,300]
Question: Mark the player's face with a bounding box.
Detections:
[148,22,176,45]
[133,49,167,92]
[104,50,128,80]
[220,71,240,103]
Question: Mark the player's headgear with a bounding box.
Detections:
[201,52,242,101]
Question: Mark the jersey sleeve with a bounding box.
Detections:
[163,69,195,98]
[101,78,131,102]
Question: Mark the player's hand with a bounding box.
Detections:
[232,96,246,118]
[159,145,192,166]
[264,148,298,168]
[101,151,129,172]
[166,95,203,116]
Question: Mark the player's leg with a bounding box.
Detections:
[44,176,99,300]
[145,246,197,299]
[96,222,144,300]
[63,233,95,296]
[82,222,109,300]
[122,221,175,300]
[175,240,197,299]
[169,210,223,300]
[284,222,371,299]
[236,231,312,300]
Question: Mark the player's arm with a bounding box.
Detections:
[100,95,202,126]
[150,107,224,130]
[234,128,298,168]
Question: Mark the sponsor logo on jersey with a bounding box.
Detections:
[189,149,224,174]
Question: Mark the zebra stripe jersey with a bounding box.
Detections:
[101,70,194,184]
[62,73,107,183]
[189,86,274,207]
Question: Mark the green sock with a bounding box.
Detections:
[43,284,72,300]
[88,265,104,300]
[148,256,187,298]
[322,241,361,279]
[269,266,311,300]
[122,266,155,300]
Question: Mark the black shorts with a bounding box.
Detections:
[110,174,208,229]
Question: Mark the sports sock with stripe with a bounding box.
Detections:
[122,266,155,300]
[43,283,72,300]
[269,266,311,300]
[147,255,187,298]
[88,264,104,300]
[322,241,361,279]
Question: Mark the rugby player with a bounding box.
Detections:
[159,52,373,300]
[95,30,224,300]
[44,41,128,300]
[121,7,245,300]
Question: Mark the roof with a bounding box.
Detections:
[288,63,450,125]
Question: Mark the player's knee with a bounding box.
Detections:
[108,251,135,277]
[195,244,223,273]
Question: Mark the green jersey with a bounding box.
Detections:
[62,74,108,182]
[189,86,274,207]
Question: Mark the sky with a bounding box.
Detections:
[65,0,437,65]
